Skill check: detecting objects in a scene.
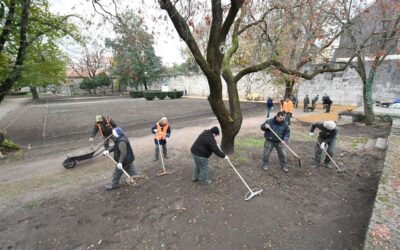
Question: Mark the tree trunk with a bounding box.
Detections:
[284,78,295,99]
[0,0,31,103]
[207,74,242,154]
[363,70,375,125]
[30,86,39,101]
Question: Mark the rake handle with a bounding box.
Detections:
[155,133,167,172]
[226,158,253,193]
[317,142,343,172]
[266,125,300,159]
[107,155,132,178]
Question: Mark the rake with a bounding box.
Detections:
[155,133,173,177]
[317,142,344,173]
[267,126,302,167]
[107,155,147,186]
[226,158,263,201]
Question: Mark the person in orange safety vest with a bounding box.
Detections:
[151,117,171,161]
[282,97,294,125]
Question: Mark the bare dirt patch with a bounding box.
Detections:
[0,118,390,249]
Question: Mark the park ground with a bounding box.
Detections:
[0,96,391,249]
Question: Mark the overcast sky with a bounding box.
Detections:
[48,0,185,66]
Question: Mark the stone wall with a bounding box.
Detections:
[154,72,285,101]
[363,118,400,249]
[298,59,400,106]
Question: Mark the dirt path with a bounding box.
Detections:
[0,111,390,249]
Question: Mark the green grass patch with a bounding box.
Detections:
[237,137,264,148]
[350,136,369,148]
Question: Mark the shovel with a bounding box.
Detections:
[155,133,173,177]
[317,142,344,173]
[107,155,148,186]
[267,125,302,167]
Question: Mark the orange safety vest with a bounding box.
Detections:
[154,122,169,140]
[97,117,113,137]
[282,101,294,113]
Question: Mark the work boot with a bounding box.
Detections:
[310,163,320,168]
[164,154,169,159]
[200,180,212,185]
[323,162,332,169]
[105,183,119,190]
[282,166,289,173]
[152,157,158,162]
[262,165,269,171]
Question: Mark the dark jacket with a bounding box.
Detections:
[91,117,117,138]
[312,96,319,104]
[261,117,290,143]
[266,98,274,109]
[113,135,135,166]
[323,96,332,105]
[310,123,337,143]
[303,96,310,105]
[191,130,226,159]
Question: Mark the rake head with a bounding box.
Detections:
[126,175,148,186]
[156,170,174,177]
[245,188,263,201]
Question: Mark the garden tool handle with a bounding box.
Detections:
[93,134,113,152]
[267,127,300,158]
[155,132,166,171]
[317,142,341,170]
[107,155,132,178]
[226,158,253,192]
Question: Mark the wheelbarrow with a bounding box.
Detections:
[63,135,113,169]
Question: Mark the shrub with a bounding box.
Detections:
[0,139,20,150]
[176,91,184,98]
[155,92,168,100]
[167,91,184,99]
[7,91,28,96]
[143,91,156,100]
[129,91,143,98]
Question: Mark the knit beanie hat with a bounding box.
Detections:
[96,115,103,123]
[112,127,124,138]
[323,121,336,131]
[210,126,220,135]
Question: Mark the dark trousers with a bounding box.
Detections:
[314,138,336,165]
[262,140,288,168]
[192,154,209,184]
[266,107,272,118]
[285,112,292,125]
[155,143,167,159]
[325,104,331,113]
[303,103,309,112]
[110,162,138,186]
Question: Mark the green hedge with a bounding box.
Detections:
[129,91,143,98]
[142,90,184,101]
[7,91,28,96]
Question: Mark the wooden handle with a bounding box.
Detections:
[267,126,300,158]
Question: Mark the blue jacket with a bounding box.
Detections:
[261,117,290,143]
[266,98,273,109]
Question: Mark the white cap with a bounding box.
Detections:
[323,121,336,130]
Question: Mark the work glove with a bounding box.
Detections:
[153,129,157,133]
[89,137,94,142]
[102,150,109,157]
[166,137,169,142]
[320,142,326,150]
[116,163,123,170]
[224,155,229,160]
[264,124,270,129]
[309,132,314,136]
[271,107,273,110]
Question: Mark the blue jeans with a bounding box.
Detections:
[110,162,138,186]
[266,108,272,118]
[262,140,288,168]
[192,154,209,184]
